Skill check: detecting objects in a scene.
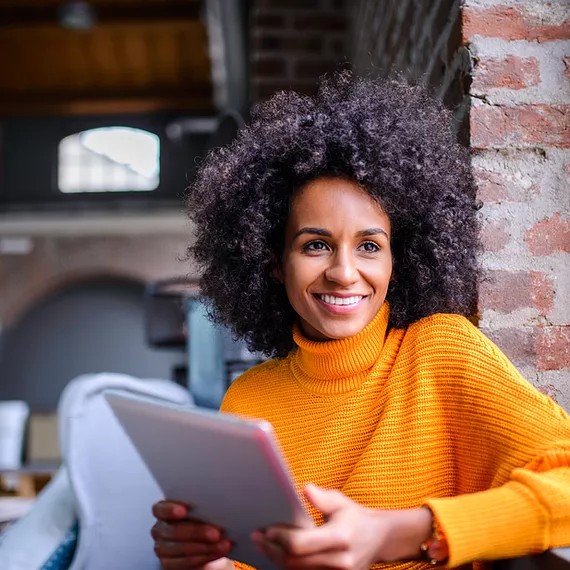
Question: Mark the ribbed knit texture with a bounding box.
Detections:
[221,304,570,569]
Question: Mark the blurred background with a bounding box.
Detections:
[0,0,567,467]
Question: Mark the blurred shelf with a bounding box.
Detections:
[0,209,190,237]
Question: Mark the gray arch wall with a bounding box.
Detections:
[0,278,185,411]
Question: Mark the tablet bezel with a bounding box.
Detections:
[105,391,313,569]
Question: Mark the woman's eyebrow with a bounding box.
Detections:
[292,227,388,239]
[356,228,388,238]
[292,227,332,239]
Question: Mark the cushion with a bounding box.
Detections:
[41,522,79,570]
[0,469,76,569]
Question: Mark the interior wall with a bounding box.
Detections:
[0,278,185,411]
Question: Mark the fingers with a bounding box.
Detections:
[258,485,355,558]
[154,534,231,555]
[153,500,190,521]
[304,484,352,517]
[152,518,230,568]
[253,530,345,570]
[152,520,223,543]
[154,539,232,569]
[253,525,350,558]
[152,501,233,569]
[153,539,229,564]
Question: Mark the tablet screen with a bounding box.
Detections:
[105,391,313,569]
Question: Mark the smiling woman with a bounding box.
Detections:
[187,72,479,359]
[276,178,393,342]
[150,72,570,570]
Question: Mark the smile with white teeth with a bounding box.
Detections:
[318,294,364,306]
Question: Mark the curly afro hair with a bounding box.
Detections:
[187,71,480,358]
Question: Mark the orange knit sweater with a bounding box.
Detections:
[221,303,570,569]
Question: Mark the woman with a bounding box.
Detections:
[151,72,570,569]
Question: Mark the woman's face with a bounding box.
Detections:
[277,177,393,341]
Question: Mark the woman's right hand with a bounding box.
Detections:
[151,500,233,569]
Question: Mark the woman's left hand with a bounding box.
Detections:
[251,484,432,570]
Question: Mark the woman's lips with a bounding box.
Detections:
[314,293,367,313]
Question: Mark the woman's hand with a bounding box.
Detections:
[251,484,433,570]
[151,500,234,570]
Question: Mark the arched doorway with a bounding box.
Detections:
[0,277,185,411]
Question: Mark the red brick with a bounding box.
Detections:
[474,165,538,204]
[480,218,510,252]
[293,14,347,31]
[254,34,323,53]
[253,13,287,29]
[524,213,570,255]
[474,167,510,202]
[330,37,346,56]
[462,5,570,43]
[295,60,339,79]
[252,58,287,78]
[536,325,570,371]
[471,105,570,149]
[254,0,310,7]
[473,56,540,91]
[479,270,554,315]
[484,326,537,369]
[530,271,555,316]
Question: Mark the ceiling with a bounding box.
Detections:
[0,0,214,116]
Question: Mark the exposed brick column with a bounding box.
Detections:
[250,0,347,102]
[464,0,569,408]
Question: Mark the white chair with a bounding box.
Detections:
[0,372,193,570]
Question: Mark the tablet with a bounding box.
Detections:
[105,391,313,569]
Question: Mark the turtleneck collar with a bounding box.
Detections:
[290,303,390,394]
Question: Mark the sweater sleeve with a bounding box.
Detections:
[424,317,570,567]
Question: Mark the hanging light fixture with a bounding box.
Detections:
[58,1,97,30]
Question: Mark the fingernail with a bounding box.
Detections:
[173,505,186,517]
[206,527,220,541]
[219,539,232,551]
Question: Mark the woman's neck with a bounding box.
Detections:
[289,303,391,394]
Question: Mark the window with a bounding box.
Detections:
[58,126,160,193]
[0,113,212,210]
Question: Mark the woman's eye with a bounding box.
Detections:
[303,240,329,252]
[359,241,380,253]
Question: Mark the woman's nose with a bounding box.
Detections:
[325,250,359,285]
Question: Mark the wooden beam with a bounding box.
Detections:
[0,93,214,117]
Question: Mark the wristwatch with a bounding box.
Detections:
[420,516,449,565]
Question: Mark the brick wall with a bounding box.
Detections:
[0,233,191,329]
[465,0,570,408]
[350,0,472,143]
[250,0,348,101]
[350,0,569,408]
